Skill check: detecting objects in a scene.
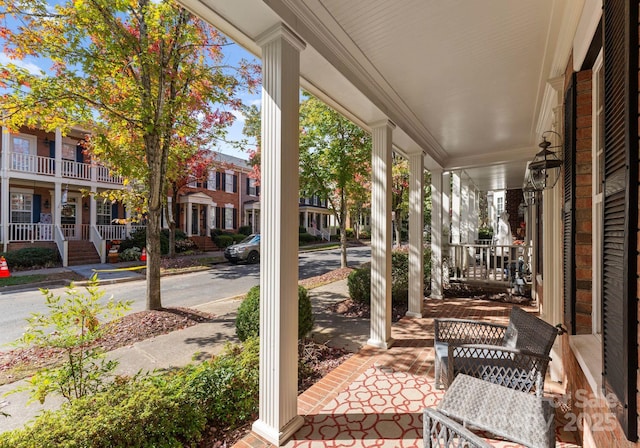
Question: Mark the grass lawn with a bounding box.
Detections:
[0,274,47,287]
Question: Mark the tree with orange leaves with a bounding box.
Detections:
[0,0,259,310]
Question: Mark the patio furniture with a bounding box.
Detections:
[423,407,492,448]
[434,306,559,396]
[437,374,556,448]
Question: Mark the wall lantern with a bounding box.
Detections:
[528,130,562,191]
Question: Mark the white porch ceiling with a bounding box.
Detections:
[180,0,586,191]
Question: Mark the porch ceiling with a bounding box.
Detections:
[180,0,585,191]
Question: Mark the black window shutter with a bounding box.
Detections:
[76,145,83,163]
[49,141,55,158]
[246,177,250,194]
[216,172,221,190]
[601,0,639,440]
[563,74,577,335]
[221,173,226,190]
[233,208,237,229]
[215,206,221,229]
[233,175,238,193]
[112,203,119,219]
[256,185,260,197]
[32,195,41,223]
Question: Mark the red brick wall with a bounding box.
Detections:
[574,69,593,335]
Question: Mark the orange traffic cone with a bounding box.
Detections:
[140,247,147,262]
[0,256,10,278]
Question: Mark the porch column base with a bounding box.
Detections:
[367,337,395,349]
[252,415,304,446]
[405,311,423,318]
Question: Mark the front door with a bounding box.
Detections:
[61,201,78,239]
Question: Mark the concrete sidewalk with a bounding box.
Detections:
[0,278,363,434]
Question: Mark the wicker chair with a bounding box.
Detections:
[423,407,492,448]
[434,306,559,396]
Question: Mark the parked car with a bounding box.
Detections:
[224,234,260,264]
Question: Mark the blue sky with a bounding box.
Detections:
[0,3,261,161]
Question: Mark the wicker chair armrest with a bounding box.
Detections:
[434,318,507,345]
[448,344,551,396]
[423,408,492,448]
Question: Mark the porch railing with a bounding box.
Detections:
[54,225,68,267]
[61,160,91,180]
[8,223,54,242]
[10,153,55,176]
[446,243,531,290]
[61,224,90,240]
[96,166,123,184]
[306,226,331,242]
[90,225,106,263]
[96,224,128,241]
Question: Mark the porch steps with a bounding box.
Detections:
[67,240,101,266]
[190,236,218,252]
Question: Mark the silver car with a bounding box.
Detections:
[224,234,260,264]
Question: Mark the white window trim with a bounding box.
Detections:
[11,133,37,154]
[224,203,234,230]
[225,170,235,193]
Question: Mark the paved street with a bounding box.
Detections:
[0,246,370,347]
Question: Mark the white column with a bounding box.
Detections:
[442,172,451,242]
[451,172,461,244]
[54,129,62,180]
[431,168,444,299]
[368,119,395,349]
[252,23,305,446]
[407,152,424,317]
[460,175,469,244]
[185,202,192,236]
[1,127,10,251]
[90,187,97,227]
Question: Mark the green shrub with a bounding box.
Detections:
[347,265,371,304]
[213,234,233,248]
[1,247,60,269]
[185,338,259,428]
[235,285,314,341]
[238,226,252,236]
[119,247,141,261]
[175,239,196,253]
[478,226,493,240]
[299,226,307,233]
[118,228,185,255]
[348,248,432,305]
[299,232,317,244]
[345,228,354,238]
[232,233,246,243]
[0,374,205,448]
[12,276,130,404]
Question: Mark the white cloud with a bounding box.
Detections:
[250,98,262,107]
[230,109,246,124]
[0,52,43,76]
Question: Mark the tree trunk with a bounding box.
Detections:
[168,184,180,258]
[145,137,164,311]
[339,190,348,268]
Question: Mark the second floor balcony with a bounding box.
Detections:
[4,151,123,184]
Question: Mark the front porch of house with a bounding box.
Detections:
[234,297,581,448]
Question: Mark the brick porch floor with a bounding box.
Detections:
[234,298,582,448]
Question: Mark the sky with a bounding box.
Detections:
[0,2,261,161]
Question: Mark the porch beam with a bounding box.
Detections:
[368,119,395,349]
[252,23,306,446]
[407,152,424,317]
[431,168,444,299]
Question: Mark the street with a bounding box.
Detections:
[0,246,370,347]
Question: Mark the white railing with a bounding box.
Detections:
[306,226,331,242]
[90,225,106,263]
[97,224,128,241]
[8,223,54,242]
[10,152,55,175]
[54,225,68,267]
[96,166,123,184]
[61,160,91,180]
[129,225,146,236]
[61,224,90,240]
[447,243,531,290]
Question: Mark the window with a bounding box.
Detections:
[224,206,235,229]
[496,196,504,215]
[248,178,257,196]
[225,171,236,193]
[592,50,604,336]
[11,192,32,223]
[97,201,112,225]
[11,134,36,172]
[208,171,216,190]
[61,143,76,161]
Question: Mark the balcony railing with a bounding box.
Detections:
[96,224,146,241]
[446,243,531,294]
[6,152,123,184]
